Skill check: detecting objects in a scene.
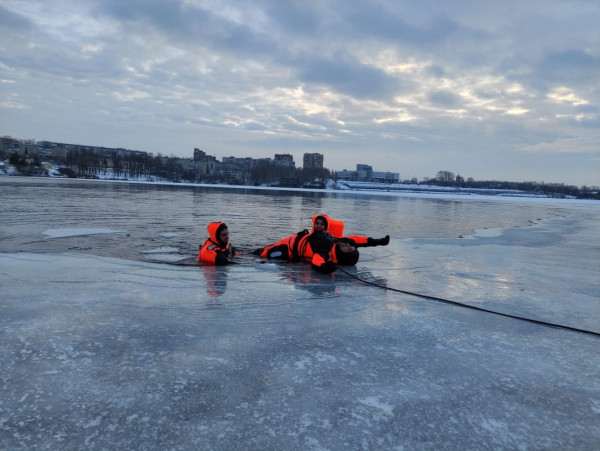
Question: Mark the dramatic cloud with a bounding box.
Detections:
[1,0,598,185]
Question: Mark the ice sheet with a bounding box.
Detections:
[2,179,599,448]
[158,232,178,238]
[42,228,124,238]
[140,246,180,254]
[1,245,599,449]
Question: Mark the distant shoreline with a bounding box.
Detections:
[3,174,598,205]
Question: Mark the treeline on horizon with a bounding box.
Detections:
[423,171,598,199]
[2,143,598,200]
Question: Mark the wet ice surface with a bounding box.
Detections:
[2,214,600,449]
[1,178,599,448]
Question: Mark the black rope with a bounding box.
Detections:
[336,266,600,338]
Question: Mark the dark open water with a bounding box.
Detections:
[0,177,578,263]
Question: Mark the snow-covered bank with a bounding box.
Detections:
[335,180,549,196]
[5,173,597,205]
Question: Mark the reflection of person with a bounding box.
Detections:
[198,222,236,265]
[280,264,341,297]
[253,214,389,274]
[202,266,229,297]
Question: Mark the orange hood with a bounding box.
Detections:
[207,222,227,246]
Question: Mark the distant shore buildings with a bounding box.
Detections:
[1,136,399,185]
[1,136,597,198]
[303,153,324,170]
[338,163,400,184]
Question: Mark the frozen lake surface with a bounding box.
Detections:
[1,177,599,449]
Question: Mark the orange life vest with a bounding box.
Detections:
[198,221,234,265]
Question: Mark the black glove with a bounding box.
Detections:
[313,261,337,274]
[367,235,390,246]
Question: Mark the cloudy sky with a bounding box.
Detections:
[1,0,599,186]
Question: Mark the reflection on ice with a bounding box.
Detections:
[202,265,229,297]
[277,263,342,298]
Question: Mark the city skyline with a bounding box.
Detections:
[1,1,598,186]
[3,134,598,188]
[3,135,597,198]
[4,135,396,176]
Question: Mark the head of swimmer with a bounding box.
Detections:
[314,217,327,233]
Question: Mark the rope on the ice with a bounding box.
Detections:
[336,266,600,338]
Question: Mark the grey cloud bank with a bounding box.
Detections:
[1,0,598,185]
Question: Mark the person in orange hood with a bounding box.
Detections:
[198,222,235,265]
[252,214,389,273]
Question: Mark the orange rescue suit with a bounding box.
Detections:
[256,214,370,273]
[198,222,235,265]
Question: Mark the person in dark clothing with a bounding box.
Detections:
[253,214,389,273]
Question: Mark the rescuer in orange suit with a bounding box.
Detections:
[198,221,236,265]
[252,214,389,274]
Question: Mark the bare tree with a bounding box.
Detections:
[435,170,455,186]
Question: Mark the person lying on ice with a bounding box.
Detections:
[252,214,389,274]
[198,221,236,265]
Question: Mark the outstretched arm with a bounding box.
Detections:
[343,235,390,247]
[253,243,290,260]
